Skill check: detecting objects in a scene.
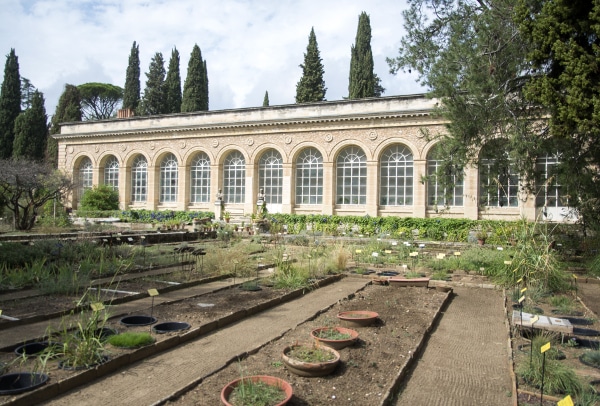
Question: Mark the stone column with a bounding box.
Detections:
[147,164,158,210]
[120,164,130,210]
[322,160,334,215]
[413,159,427,218]
[244,163,254,215]
[281,162,292,214]
[177,164,188,211]
[365,160,379,216]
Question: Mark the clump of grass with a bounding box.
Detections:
[431,270,449,280]
[405,271,423,279]
[517,349,582,395]
[314,328,352,340]
[108,332,155,348]
[549,295,576,314]
[230,378,287,406]
[286,343,336,362]
[579,350,600,369]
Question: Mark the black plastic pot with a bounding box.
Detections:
[379,271,399,276]
[14,341,61,357]
[564,317,594,326]
[0,373,49,395]
[120,315,158,327]
[573,327,600,337]
[152,321,191,334]
[58,355,109,371]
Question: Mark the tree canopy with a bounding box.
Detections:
[388,0,600,230]
[0,49,22,158]
[141,52,167,115]
[13,90,47,161]
[181,44,209,112]
[349,12,375,99]
[0,158,72,230]
[48,84,82,167]
[295,27,327,103]
[263,91,269,107]
[78,82,123,120]
[165,47,182,113]
[123,41,141,112]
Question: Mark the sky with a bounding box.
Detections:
[0,0,426,117]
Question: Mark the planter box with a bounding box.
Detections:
[388,277,430,288]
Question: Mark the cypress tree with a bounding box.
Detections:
[141,52,166,115]
[182,45,209,112]
[123,41,141,112]
[165,47,182,113]
[13,90,47,160]
[295,27,327,103]
[348,12,375,99]
[48,84,82,167]
[263,91,269,107]
[0,49,22,158]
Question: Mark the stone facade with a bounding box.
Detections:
[55,95,541,221]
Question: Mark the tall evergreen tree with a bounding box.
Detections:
[13,90,47,160]
[21,78,35,109]
[123,41,141,112]
[295,27,327,103]
[263,91,269,107]
[0,49,22,158]
[165,47,182,113]
[48,84,82,167]
[182,45,208,112]
[348,12,375,99]
[141,52,167,115]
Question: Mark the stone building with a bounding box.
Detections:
[54,94,569,222]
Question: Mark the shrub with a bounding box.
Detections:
[79,184,119,211]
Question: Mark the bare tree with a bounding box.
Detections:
[0,159,72,230]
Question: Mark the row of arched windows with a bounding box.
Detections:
[76,144,566,210]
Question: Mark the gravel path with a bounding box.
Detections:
[394,286,513,406]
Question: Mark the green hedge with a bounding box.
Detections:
[117,209,214,224]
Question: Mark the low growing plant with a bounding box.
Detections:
[314,328,352,340]
[108,332,155,348]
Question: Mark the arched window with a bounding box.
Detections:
[380,145,413,206]
[160,153,178,203]
[104,156,119,190]
[479,145,519,207]
[190,152,211,203]
[295,148,323,205]
[427,146,463,207]
[258,149,283,204]
[131,155,148,203]
[535,154,566,208]
[78,157,93,201]
[224,151,245,203]
[336,146,366,205]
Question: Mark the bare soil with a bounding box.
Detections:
[165,285,447,405]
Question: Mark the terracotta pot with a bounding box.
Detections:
[281,344,340,377]
[310,327,359,350]
[388,277,430,288]
[336,310,379,328]
[221,375,293,406]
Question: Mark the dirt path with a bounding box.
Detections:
[394,286,513,406]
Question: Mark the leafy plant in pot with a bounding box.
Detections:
[310,326,359,350]
[281,341,340,377]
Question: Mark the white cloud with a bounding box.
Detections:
[0,0,425,115]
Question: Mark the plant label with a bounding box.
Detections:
[409,252,418,257]
[148,289,159,296]
[504,260,512,265]
[385,250,392,254]
[518,295,525,304]
[540,342,551,353]
[355,249,362,254]
[520,287,527,293]
[516,278,523,283]
[437,253,445,259]
[530,315,539,324]
[572,274,578,280]
[558,395,574,406]
[454,252,461,256]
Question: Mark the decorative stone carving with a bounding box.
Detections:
[368,131,378,141]
[212,140,219,148]
[94,145,100,153]
[149,142,156,150]
[285,136,292,144]
[325,133,333,142]
[68,146,74,154]
[246,138,254,146]
[120,144,127,152]
[180,141,186,149]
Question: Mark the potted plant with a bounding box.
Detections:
[310,326,359,350]
[476,230,488,246]
[224,211,231,223]
[281,341,340,377]
[221,375,293,406]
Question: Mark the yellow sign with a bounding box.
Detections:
[504,260,512,265]
[437,253,446,259]
[516,278,523,283]
[148,289,159,297]
[355,249,362,254]
[409,252,418,257]
[520,287,527,293]
[558,395,574,406]
[530,315,539,324]
[0,310,2,317]
[385,250,392,254]
[454,252,461,256]
[90,302,105,311]
[541,342,551,353]
[572,274,578,280]
[518,295,525,304]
